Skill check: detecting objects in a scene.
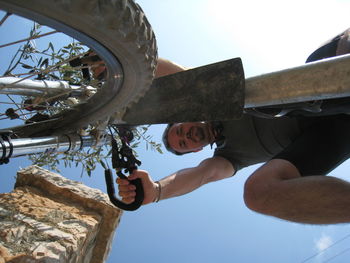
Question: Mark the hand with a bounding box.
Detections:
[117,170,158,205]
[86,51,106,79]
[336,29,350,56]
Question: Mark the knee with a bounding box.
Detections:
[243,174,273,214]
[244,159,300,214]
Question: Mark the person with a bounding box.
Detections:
[117,29,350,225]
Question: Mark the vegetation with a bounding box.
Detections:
[2,21,162,176]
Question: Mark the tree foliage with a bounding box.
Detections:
[4,21,162,175]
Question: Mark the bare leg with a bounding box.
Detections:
[244,159,350,224]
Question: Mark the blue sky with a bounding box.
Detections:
[1,0,350,262]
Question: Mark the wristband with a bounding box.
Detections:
[154,181,162,203]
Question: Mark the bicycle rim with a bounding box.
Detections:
[0,0,157,137]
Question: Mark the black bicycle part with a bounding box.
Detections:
[104,127,144,211]
[246,96,350,119]
[105,169,144,211]
[245,100,323,119]
[0,131,13,165]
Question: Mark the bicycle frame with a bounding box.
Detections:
[0,132,109,160]
[0,77,96,99]
[123,54,350,125]
[3,54,350,159]
[2,54,350,211]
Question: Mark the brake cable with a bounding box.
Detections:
[0,131,14,165]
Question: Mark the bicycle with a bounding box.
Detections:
[0,0,158,211]
[1,0,350,212]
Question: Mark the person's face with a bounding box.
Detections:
[167,122,211,154]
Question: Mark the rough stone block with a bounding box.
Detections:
[0,166,122,263]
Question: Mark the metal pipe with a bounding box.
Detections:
[0,77,96,97]
[244,54,350,108]
[0,134,103,158]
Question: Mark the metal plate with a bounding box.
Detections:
[123,58,245,124]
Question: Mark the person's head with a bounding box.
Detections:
[162,122,214,155]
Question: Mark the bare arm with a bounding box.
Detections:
[155,58,188,78]
[89,56,186,79]
[158,156,234,200]
[118,156,235,205]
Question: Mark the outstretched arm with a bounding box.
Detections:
[156,156,234,200]
[155,58,187,78]
[89,56,186,79]
[118,156,235,205]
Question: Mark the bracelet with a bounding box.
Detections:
[154,181,162,203]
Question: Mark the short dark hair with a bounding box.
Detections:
[162,123,189,156]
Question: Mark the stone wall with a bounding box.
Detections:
[0,166,122,263]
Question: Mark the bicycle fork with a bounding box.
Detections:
[0,132,109,164]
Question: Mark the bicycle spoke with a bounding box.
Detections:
[0,100,73,121]
[0,110,35,121]
[1,87,86,117]
[0,30,58,49]
[0,63,102,80]
[5,94,26,118]
[0,12,11,26]
[0,51,91,90]
[0,101,61,110]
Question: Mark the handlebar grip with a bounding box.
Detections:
[104,169,144,211]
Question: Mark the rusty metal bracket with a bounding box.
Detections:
[122,58,245,125]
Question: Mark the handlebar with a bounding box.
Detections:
[104,169,144,211]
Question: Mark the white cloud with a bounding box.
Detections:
[201,0,350,74]
[315,234,333,252]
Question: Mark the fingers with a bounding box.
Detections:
[128,169,149,180]
[336,30,350,56]
[116,170,153,205]
[90,64,106,79]
[86,51,106,79]
[116,178,136,204]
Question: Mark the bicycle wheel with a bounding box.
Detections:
[0,0,157,137]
